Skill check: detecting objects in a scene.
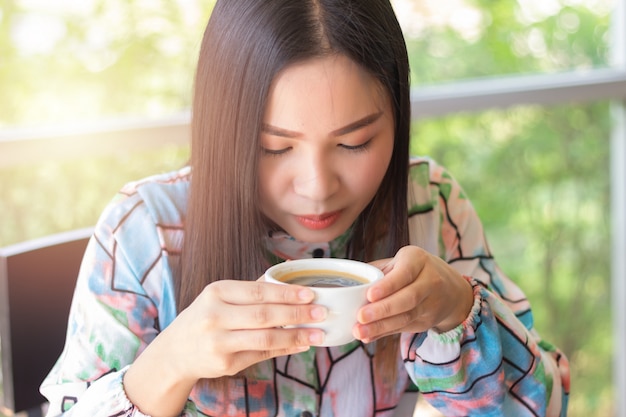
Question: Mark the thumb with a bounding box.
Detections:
[368,257,396,275]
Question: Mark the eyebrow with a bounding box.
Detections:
[261,111,384,138]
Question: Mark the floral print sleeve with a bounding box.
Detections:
[402,157,571,416]
[39,168,198,417]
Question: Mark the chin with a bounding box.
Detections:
[289,227,345,244]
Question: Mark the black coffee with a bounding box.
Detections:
[280,269,368,287]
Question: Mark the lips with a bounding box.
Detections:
[295,211,341,230]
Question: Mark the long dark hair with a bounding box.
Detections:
[180,0,411,386]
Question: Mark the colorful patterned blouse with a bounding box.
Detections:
[40,157,570,416]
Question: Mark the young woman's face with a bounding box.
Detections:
[258,54,395,243]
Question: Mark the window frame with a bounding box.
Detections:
[611,0,626,415]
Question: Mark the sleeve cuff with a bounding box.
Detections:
[405,276,482,365]
[428,275,482,344]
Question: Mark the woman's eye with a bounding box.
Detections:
[261,146,291,156]
[339,139,372,152]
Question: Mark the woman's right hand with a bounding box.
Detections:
[123,279,327,417]
[168,279,327,380]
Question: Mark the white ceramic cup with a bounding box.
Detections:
[264,258,384,346]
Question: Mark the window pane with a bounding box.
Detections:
[0,145,189,246]
[393,0,616,85]
[2,0,617,126]
[0,0,215,127]
[411,101,613,416]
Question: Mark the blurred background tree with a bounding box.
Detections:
[0,0,616,415]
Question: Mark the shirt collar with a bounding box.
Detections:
[264,226,353,264]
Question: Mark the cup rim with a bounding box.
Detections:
[265,258,383,290]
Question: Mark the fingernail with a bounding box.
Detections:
[357,326,369,339]
[311,306,327,320]
[309,331,325,345]
[369,287,383,301]
[298,289,314,301]
[361,308,375,323]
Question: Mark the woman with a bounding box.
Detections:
[41,0,570,415]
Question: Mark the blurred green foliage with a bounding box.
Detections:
[402,0,611,84]
[0,0,617,416]
[0,0,214,127]
[0,145,190,246]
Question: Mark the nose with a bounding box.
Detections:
[293,152,339,202]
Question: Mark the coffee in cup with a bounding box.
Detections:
[278,269,368,288]
[264,258,383,346]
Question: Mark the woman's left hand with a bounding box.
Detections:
[353,245,474,343]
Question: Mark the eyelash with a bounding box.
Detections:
[261,147,291,157]
[260,139,373,157]
[339,139,372,153]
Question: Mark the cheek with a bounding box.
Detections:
[258,163,288,207]
[368,137,394,181]
[366,158,390,189]
[351,150,393,198]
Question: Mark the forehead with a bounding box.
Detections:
[264,55,391,128]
